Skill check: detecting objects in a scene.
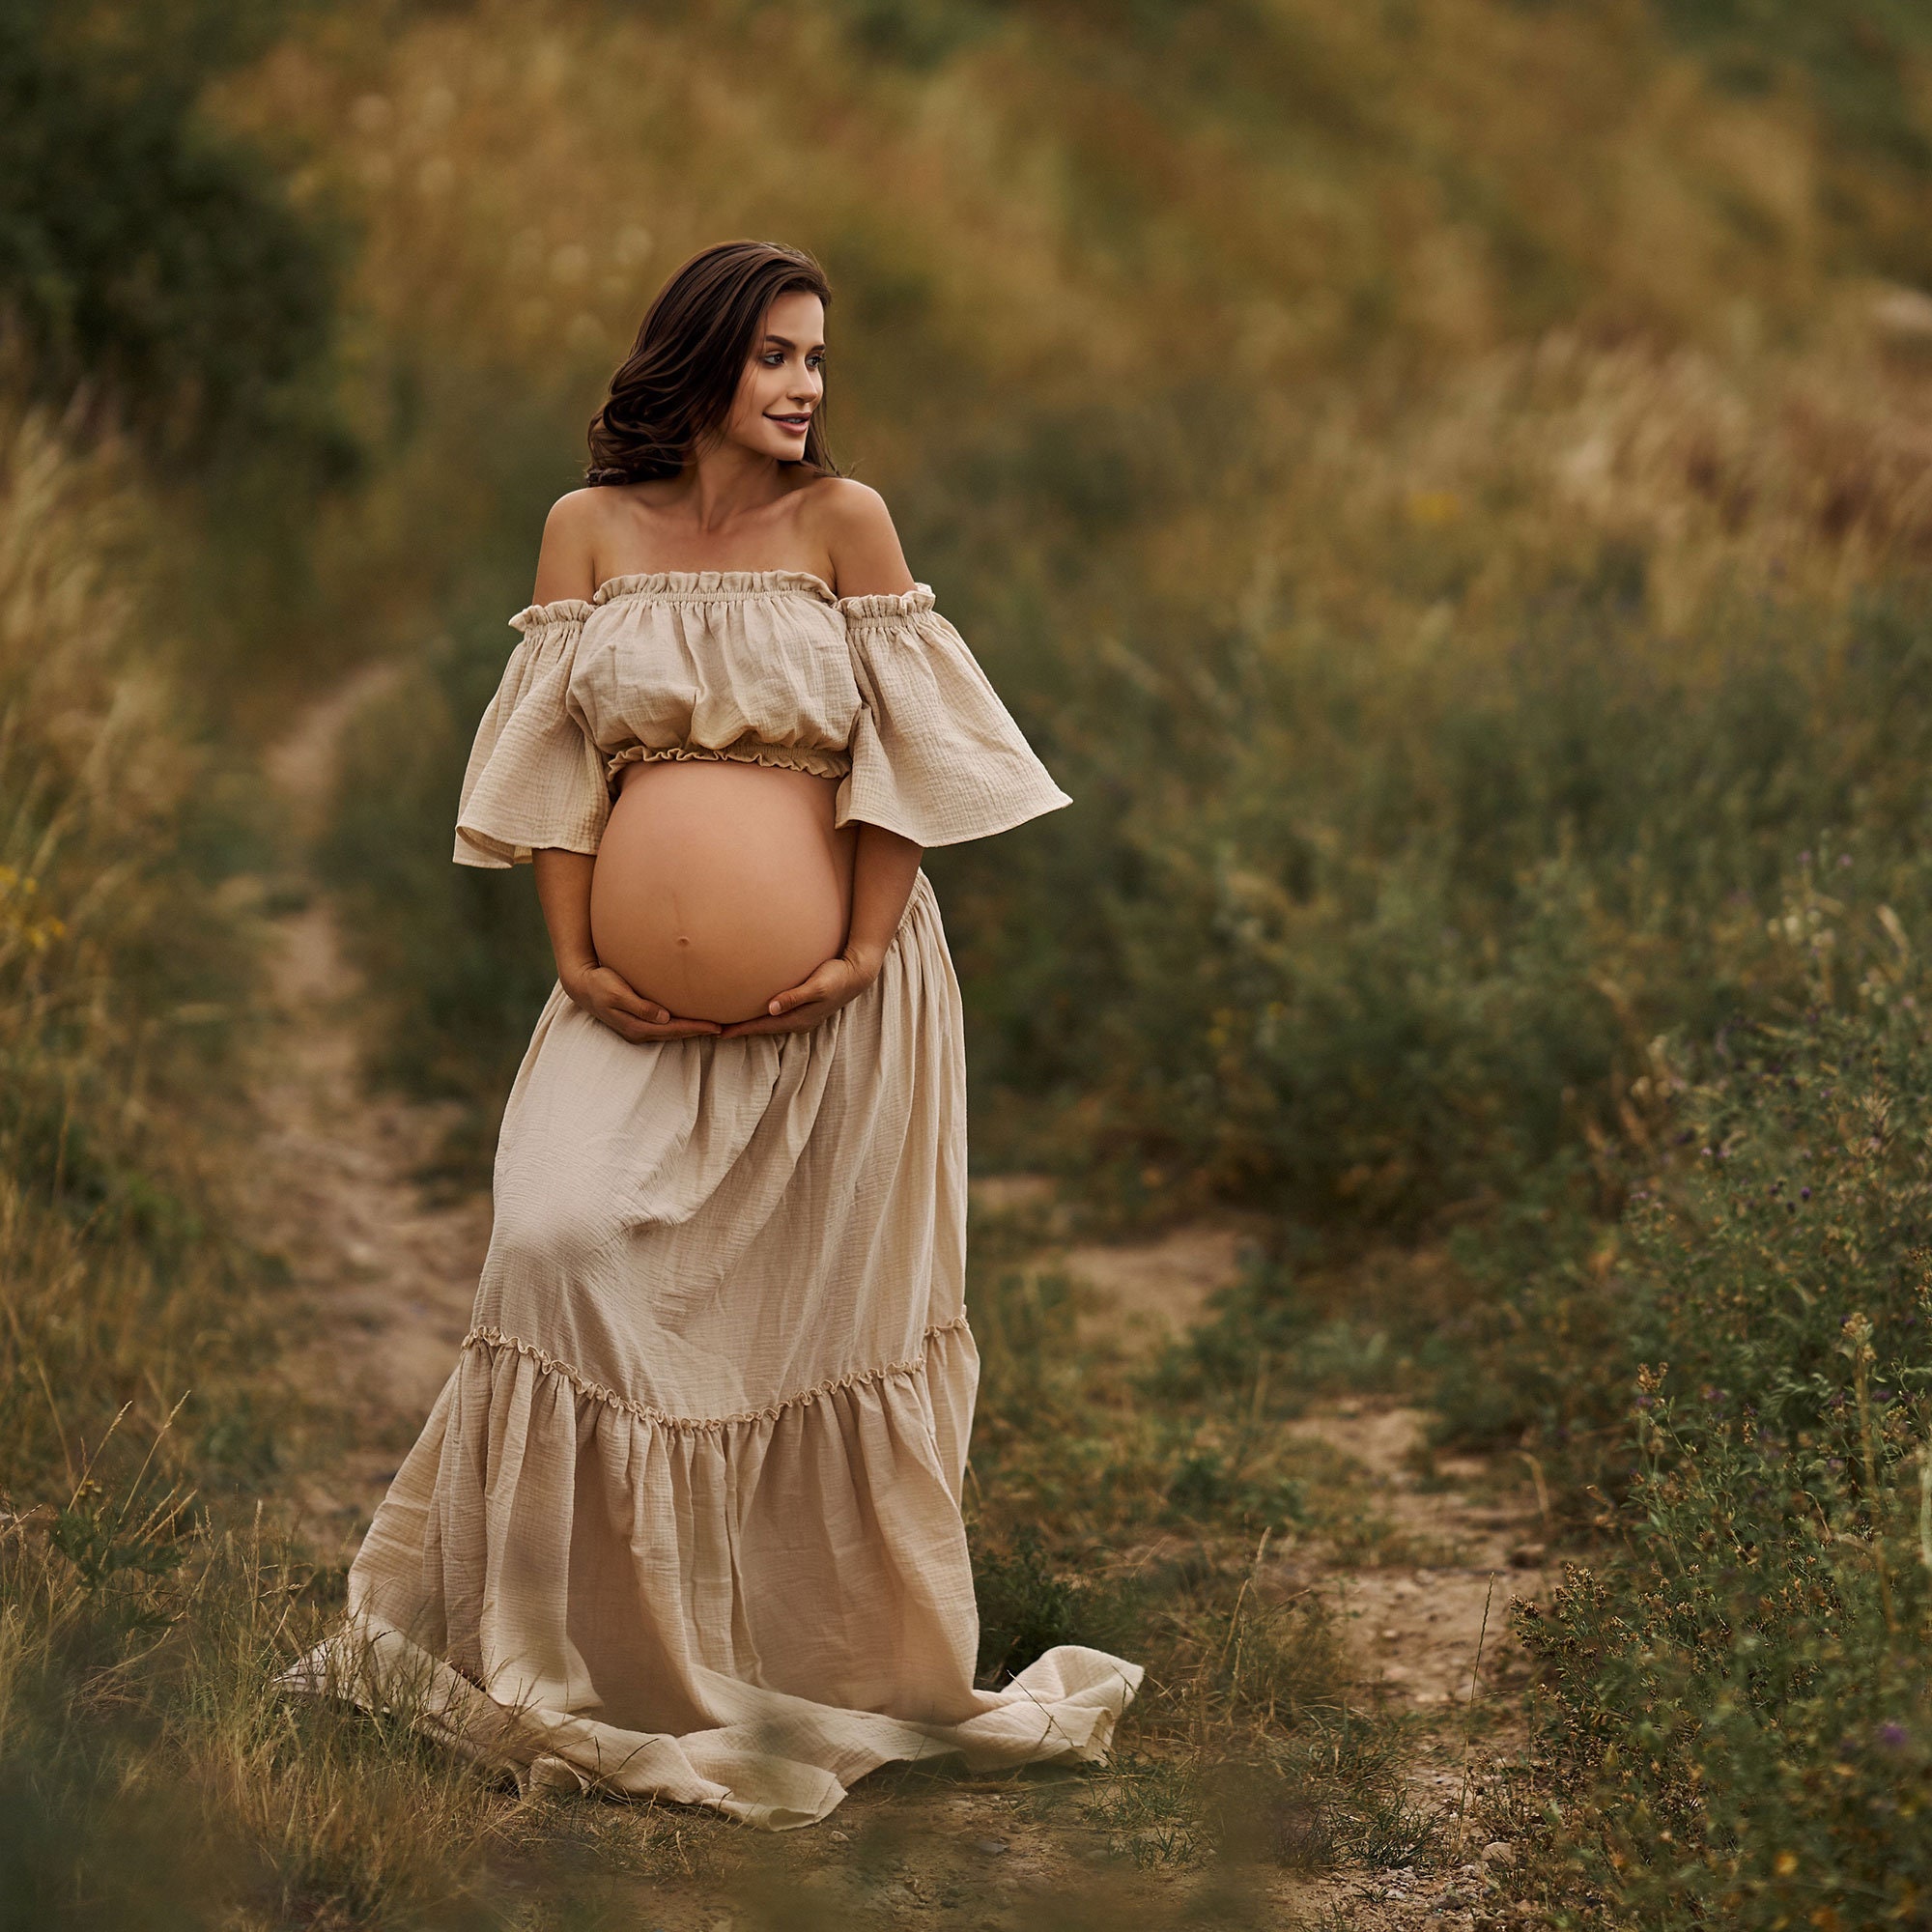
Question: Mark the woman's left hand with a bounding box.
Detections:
[718,950,879,1037]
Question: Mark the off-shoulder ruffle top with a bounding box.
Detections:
[454,570,1070,867]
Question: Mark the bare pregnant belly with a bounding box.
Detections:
[590,760,856,1025]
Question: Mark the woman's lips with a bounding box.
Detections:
[769,416,810,434]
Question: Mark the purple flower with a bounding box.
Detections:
[1838,855,1854,869]
[1879,1722,1909,1750]
[1801,1187,1812,1201]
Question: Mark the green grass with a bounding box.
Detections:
[1475,989,1932,1926]
[11,0,1932,1922]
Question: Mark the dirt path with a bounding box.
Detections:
[1046,1241,1554,1930]
[252,691,1550,1929]
[255,668,494,1549]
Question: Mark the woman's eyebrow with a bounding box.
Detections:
[762,333,827,353]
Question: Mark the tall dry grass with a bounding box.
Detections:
[5,0,1925,1920]
[256,0,1932,1218]
[0,376,1406,1928]
[0,379,601,1931]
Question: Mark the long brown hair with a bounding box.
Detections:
[585,241,838,485]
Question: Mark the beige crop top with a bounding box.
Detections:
[453,570,1071,867]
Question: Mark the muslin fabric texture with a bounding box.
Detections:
[287,572,1140,1829]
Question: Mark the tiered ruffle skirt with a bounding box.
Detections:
[288,874,1140,1827]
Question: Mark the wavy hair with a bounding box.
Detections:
[585,241,838,485]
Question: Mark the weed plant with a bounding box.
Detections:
[1498,978,1932,1925]
[282,0,1932,1231]
[963,1208,1435,1880]
[10,0,1932,1922]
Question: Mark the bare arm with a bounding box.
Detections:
[845,824,924,977]
[532,490,601,603]
[809,478,917,600]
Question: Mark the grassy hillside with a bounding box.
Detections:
[268,3,1932,1918]
[3,0,1931,1921]
[255,0,1932,1208]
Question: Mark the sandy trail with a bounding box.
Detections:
[255,667,493,1546]
[251,687,1548,1928]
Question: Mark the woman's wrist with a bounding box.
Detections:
[557,954,600,995]
[841,941,886,986]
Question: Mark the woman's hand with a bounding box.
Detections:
[718,948,880,1038]
[562,962,721,1042]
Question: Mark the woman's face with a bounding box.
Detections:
[720,290,825,464]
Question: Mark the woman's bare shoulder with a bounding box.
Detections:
[531,488,608,604]
[799,477,916,599]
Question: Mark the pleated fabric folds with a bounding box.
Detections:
[452,572,1068,868]
[286,874,1141,1827]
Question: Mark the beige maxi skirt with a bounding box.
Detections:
[288,873,1141,1828]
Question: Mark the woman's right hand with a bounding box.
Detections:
[561,963,720,1042]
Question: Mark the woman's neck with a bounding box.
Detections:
[664,440,793,534]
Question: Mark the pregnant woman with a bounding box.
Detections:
[292,241,1141,1827]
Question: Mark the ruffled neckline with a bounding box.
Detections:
[510,575,939,628]
[594,569,838,607]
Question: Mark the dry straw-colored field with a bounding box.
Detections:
[5,2,1932,1925]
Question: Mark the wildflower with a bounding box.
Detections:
[1879,1722,1909,1749]
[1801,1187,1812,1201]
[1775,1849,1800,1876]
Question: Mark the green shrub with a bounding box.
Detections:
[1515,989,1932,1925]
[0,0,344,466]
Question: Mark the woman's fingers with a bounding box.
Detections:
[719,1001,830,1038]
[600,978,672,1026]
[600,1001,716,1041]
[763,980,816,1017]
[766,961,849,1017]
[586,967,713,1034]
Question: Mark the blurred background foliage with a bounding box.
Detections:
[0,0,347,465]
[277,0,1932,1226]
[3,0,1932,1923]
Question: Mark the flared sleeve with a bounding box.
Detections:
[835,587,1071,847]
[453,602,609,868]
